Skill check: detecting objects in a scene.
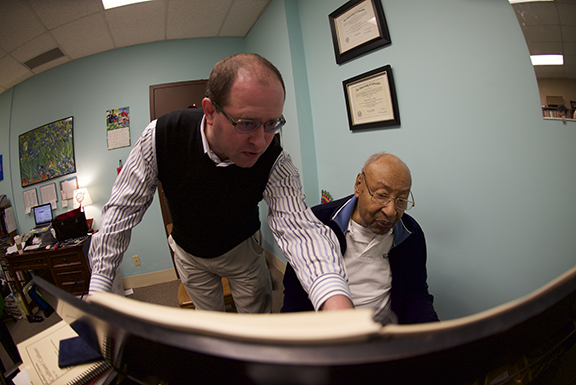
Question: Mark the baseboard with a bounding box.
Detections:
[122,268,178,290]
[122,250,285,290]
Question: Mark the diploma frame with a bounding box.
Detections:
[343,65,400,131]
[329,0,391,65]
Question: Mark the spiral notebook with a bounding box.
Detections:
[17,321,112,385]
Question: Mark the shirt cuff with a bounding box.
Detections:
[89,274,114,294]
[309,273,353,311]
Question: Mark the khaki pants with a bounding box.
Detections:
[169,232,272,313]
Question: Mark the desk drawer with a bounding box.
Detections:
[9,258,48,270]
[50,252,84,269]
[53,266,89,294]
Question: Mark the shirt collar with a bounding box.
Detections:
[200,115,234,167]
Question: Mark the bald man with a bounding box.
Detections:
[282,152,439,324]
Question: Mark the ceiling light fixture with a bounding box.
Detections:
[102,0,152,10]
[509,0,553,3]
[530,55,564,66]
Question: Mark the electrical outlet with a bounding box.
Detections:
[133,255,141,266]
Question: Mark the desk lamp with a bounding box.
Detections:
[73,188,94,230]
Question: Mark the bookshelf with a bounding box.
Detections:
[0,203,26,318]
[0,204,17,256]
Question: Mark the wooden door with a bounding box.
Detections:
[149,79,208,275]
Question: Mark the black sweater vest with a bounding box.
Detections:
[156,109,282,258]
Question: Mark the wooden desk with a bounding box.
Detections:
[4,238,91,315]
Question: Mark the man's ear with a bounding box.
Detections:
[354,173,362,197]
[202,98,216,125]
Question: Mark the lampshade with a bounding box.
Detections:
[73,188,93,209]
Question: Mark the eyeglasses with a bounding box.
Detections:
[213,101,286,134]
[362,172,415,211]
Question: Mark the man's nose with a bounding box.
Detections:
[380,200,397,217]
[247,126,268,148]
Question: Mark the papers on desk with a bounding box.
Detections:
[17,321,110,385]
[23,244,41,251]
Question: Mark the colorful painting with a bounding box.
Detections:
[19,117,76,187]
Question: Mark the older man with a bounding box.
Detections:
[282,153,439,324]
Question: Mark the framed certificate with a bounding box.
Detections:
[343,65,400,131]
[329,0,391,65]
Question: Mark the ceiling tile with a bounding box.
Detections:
[562,26,576,43]
[0,0,46,52]
[557,3,576,26]
[51,13,115,60]
[31,55,71,75]
[220,0,270,37]
[10,33,60,63]
[167,0,232,39]
[513,2,559,27]
[0,55,33,89]
[28,0,102,30]
[105,1,166,48]
[527,42,563,55]
[564,42,576,56]
[534,65,566,79]
[522,25,562,43]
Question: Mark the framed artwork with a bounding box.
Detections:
[343,65,400,131]
[329,0,391,65]
[19,117,76,187]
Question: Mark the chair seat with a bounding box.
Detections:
[178,277,236,312]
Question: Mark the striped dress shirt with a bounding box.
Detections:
[88,117,351,310]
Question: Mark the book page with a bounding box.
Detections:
[17,321,105,385]
[88,293,382,344]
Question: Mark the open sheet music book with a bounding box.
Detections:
[17,321,111,385]
[88,292,382,344]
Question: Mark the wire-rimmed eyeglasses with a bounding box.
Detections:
[362,172,415,211]
[213,101,286,134]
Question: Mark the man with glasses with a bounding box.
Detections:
[88,53,354,314]
[282,152,439,324]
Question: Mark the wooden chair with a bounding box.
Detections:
[178,278,236,312]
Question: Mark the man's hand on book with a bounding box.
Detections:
[320,295,354,311]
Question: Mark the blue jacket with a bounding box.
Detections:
[281,195,439,324]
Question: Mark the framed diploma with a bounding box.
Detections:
[343,65,400,131]
[329,0,391,65]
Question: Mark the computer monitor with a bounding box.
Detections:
[34,265,576,385]
[32,203,53,229]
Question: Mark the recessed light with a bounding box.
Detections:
[102,0,152,10]
[530,55,563,66]
[509,0,553,3]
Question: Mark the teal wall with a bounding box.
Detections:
[1,0,575,320]
[294,0,576,320]
[2,38,246,279]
